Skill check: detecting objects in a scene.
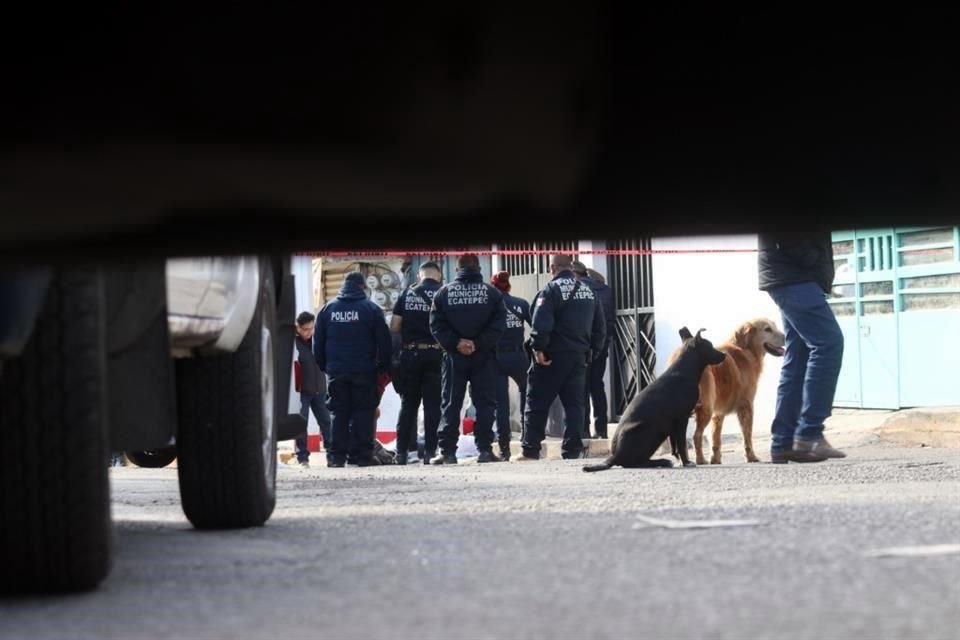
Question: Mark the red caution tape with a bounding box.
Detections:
[295,248,760,257]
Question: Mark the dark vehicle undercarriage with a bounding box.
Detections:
[2,6,957,263]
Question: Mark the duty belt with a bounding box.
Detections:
[403,342,442,350]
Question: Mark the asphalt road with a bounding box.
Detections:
[3,444,960,640]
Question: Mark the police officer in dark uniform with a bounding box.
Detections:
[429,253,506,464]
[518,254,606,460]
[314,271,393,467]
[572,261,615,439]
[390,261,444,465]
[490,270,531,461]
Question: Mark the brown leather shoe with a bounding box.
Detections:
[803,437,847,459]
[770,447,828,464]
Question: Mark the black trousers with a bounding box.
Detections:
[494,350,529,448]
[395,349,442,456]
[437,351,497,455]
[584,346,610,438]
[326,372,379,463]
[522,352,588,458]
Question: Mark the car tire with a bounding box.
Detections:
[0,269,111,593]
[125,447,177,469]
[175,260,278,529]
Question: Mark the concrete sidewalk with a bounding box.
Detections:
[272,406,960,464]
[512,406,960,461]
[870,406,960,449]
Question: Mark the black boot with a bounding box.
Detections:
[396,451,408,465]
[430,453,457,465]
[499,444,511,462]
[423,450,435,465]
[477,450,502,463]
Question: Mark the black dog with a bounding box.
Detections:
[584,327,726,472]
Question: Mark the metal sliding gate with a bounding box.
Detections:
[829,226,960,409]
[607,238,656,420]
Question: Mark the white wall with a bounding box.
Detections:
[577,240,608,280]
[289,256,314,419]
[651,235,784,441]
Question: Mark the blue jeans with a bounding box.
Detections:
[296,392,332,463]
[767,282,844,452]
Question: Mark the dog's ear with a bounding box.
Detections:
[695,328,706,341]
[735,322,755,344]
[679,327,693,341]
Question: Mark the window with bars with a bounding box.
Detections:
[499,241,579,276]
[607,237,655,311]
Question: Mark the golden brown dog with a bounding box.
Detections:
[668,318,785,464]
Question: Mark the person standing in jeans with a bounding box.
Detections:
[758,231,847,463]
[293,311,332,468]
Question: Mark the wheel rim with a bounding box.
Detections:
[260,325,276,495]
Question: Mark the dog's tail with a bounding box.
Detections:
[583,457,615,472]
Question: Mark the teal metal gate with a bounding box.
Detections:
[830,226,960,409]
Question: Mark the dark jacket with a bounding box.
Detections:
[295,335,324,395]
[757,231,836,294]
[498,292,531,352]
[430,267,506,354]
[314,282,393,376]
[578,275,615,348]
[529,270,606,356]
[392,278,441,345]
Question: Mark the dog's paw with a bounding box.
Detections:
[710,458,722,465]
[746,455,760,463]
[683,461,697,468]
